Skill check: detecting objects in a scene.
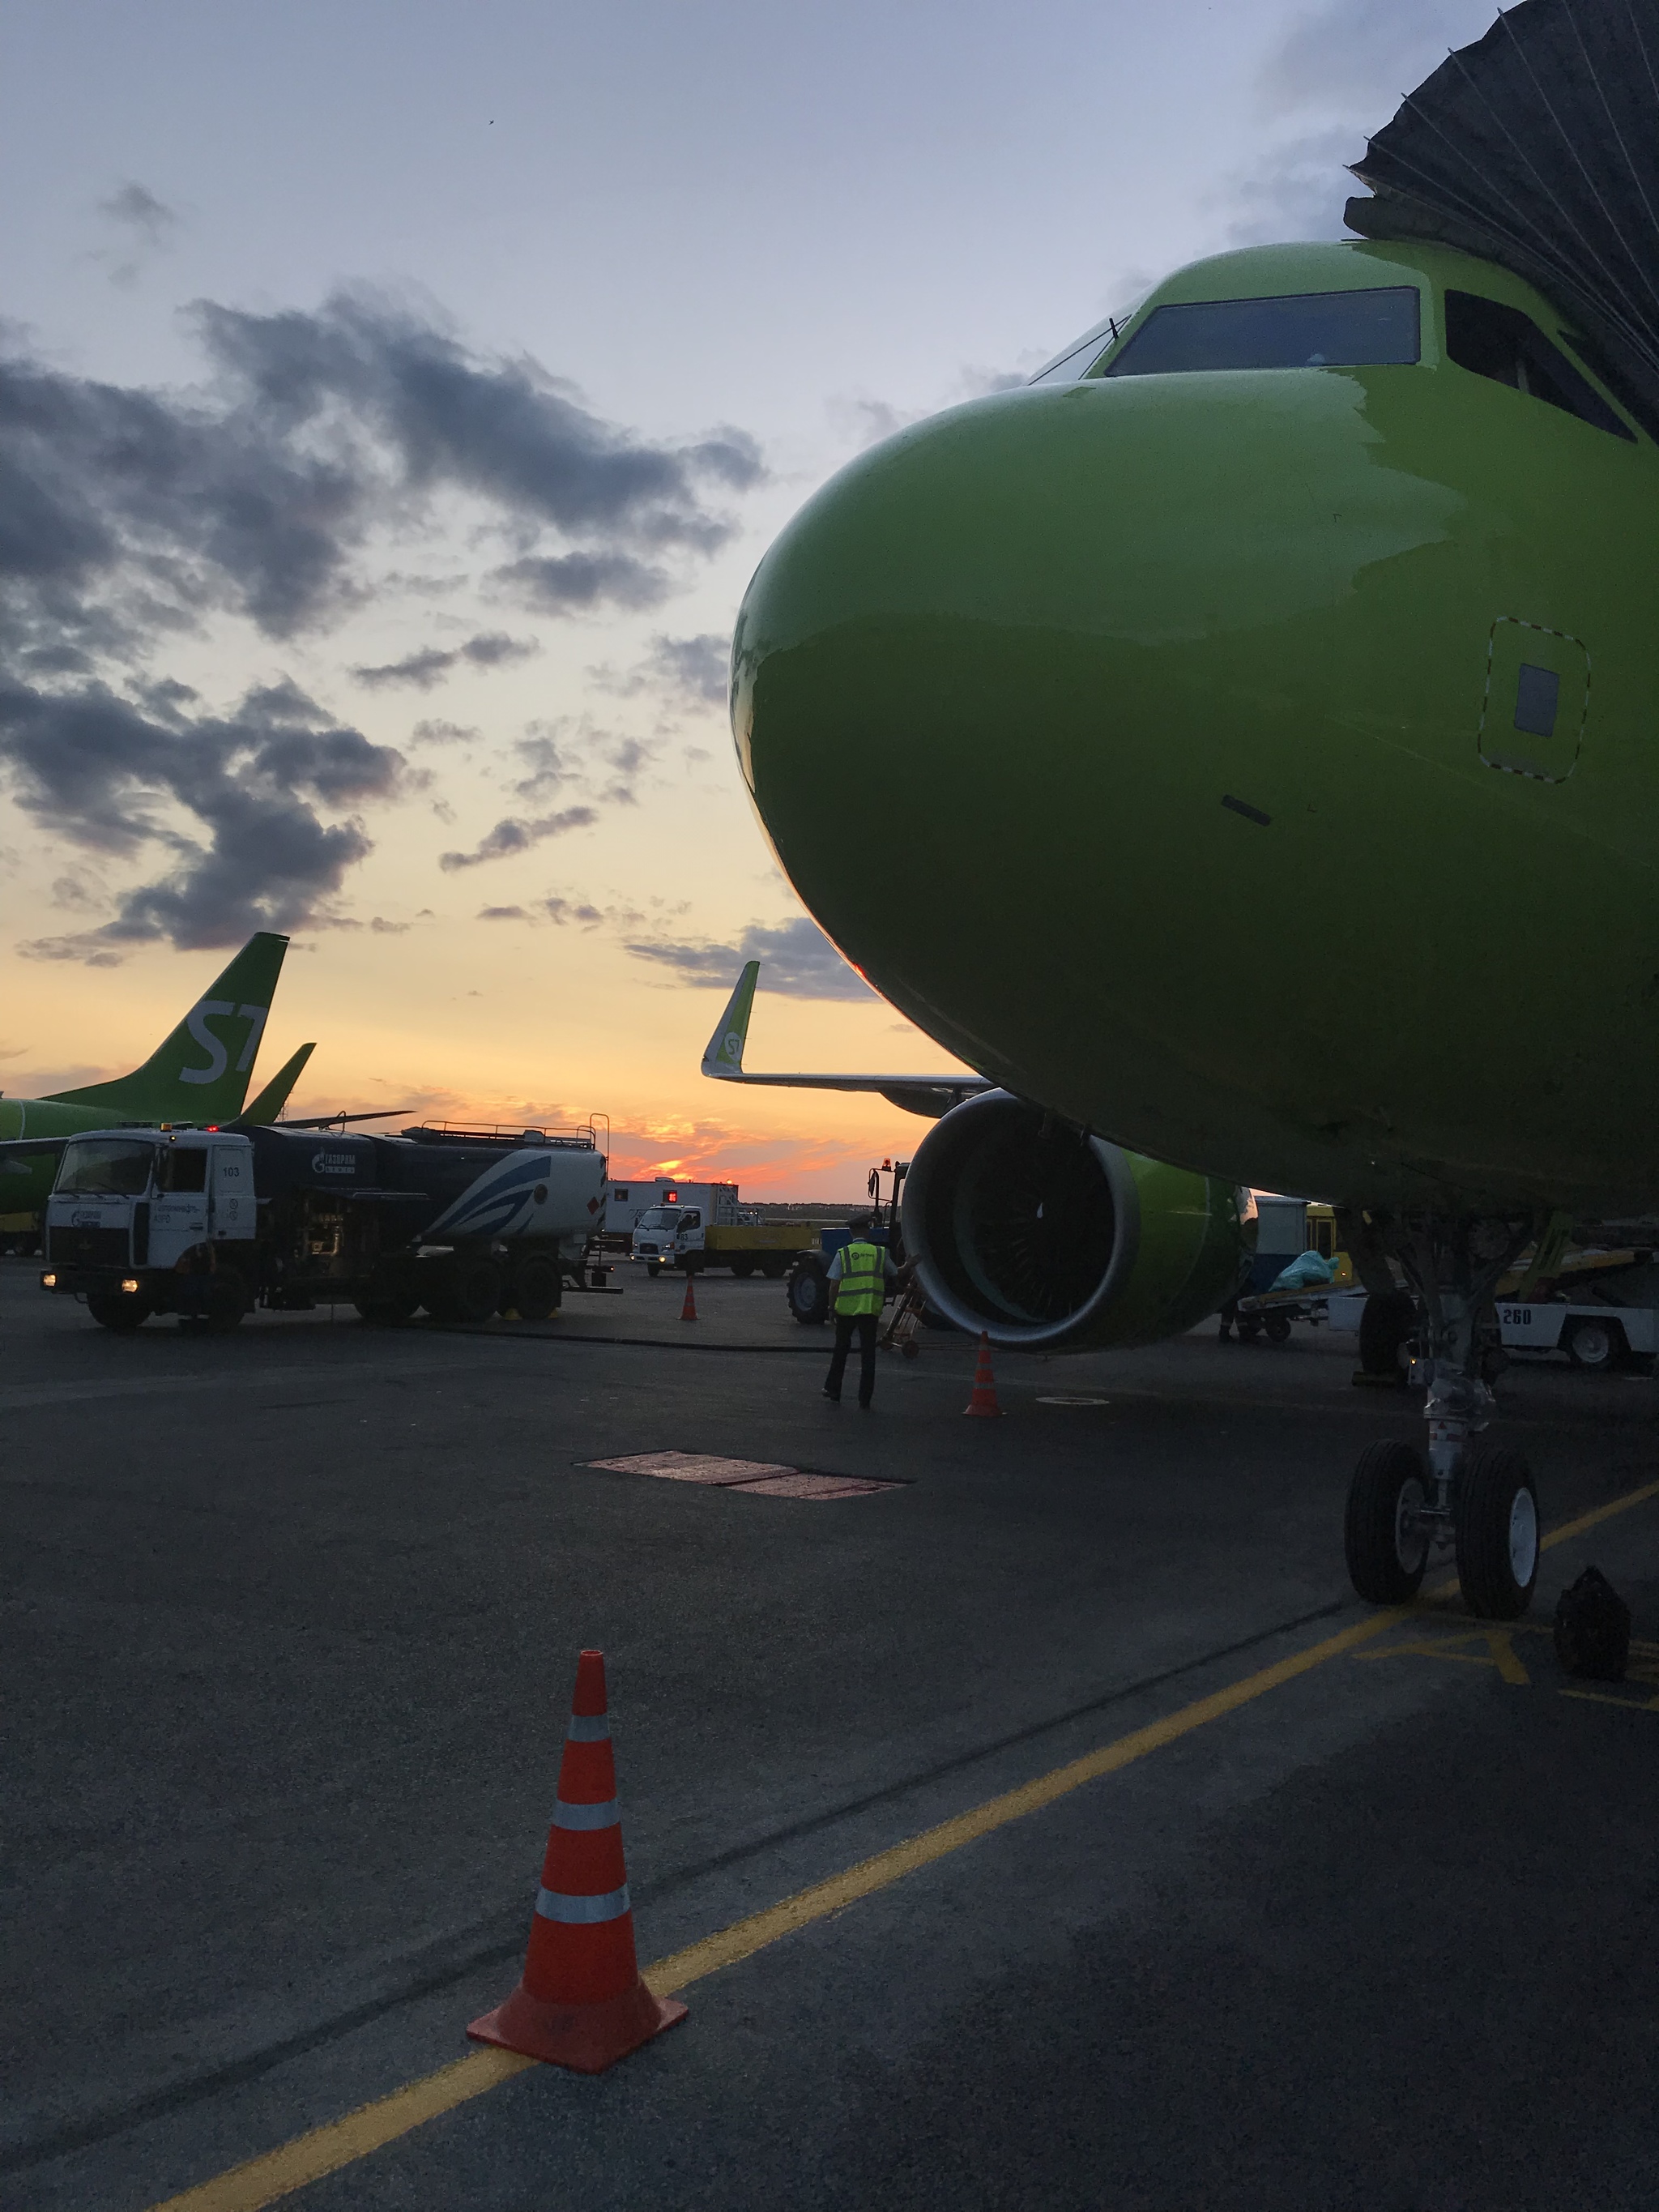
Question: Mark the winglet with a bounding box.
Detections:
[237,1041,316,1125]
[702,962,759,1078]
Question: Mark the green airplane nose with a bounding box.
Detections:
[736,373,1430,1143]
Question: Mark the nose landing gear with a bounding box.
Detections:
[1341,1213,1542,1620]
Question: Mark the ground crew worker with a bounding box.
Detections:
[823,1215,899,1408]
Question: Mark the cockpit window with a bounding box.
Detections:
[1100,287,1421,376]
[1444,291,1634,441]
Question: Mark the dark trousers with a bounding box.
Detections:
[825,1311,878,1405]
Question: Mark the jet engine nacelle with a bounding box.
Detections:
[902,1090,1252,1352]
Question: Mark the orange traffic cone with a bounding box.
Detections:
[964,1332,1004,1417]
[467,1650,688,2073]
[680,1273,697,1322]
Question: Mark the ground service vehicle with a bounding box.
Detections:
[36,1120,604,1330]
[629,1183,814,1277]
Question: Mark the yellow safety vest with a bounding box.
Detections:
[835,1240,885,1316]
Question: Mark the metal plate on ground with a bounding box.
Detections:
[1037,1395,1111,1407]
[586,1450,898,1500]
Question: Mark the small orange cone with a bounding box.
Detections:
[680,1274,697,1322]
[467,1651,688,2073]
[964,1331,1004,1417]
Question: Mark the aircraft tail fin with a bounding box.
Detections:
[45,932,291,1124]
[702,960,759,1078]
[237,1042,315,1125]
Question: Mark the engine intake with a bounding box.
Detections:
[902,1090,1249,1352]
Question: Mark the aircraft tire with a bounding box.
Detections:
[1359,1290,1415,1377]
[1565,1315,1624,1370]
[1455,1445,1539,1619]
[1344,1440,1430,1603]
[429,1256,504,1326]
[509,1254,562,1321]
[87,1292,151,1334]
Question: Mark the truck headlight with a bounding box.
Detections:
[120,1277,141,1294]
[41,1271,57,1289]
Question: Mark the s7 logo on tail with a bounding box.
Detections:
[179,1001,269,1085]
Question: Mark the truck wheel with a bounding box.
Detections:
[646,1261,661,1279]
[356,1294,419,1325]
[1566,1315,1625,1370]
[788,1261,830,1326]
[203,1269,250,1332]
[429,1256,503,1325]
[87,1292,151,1333]
[761,1255,787,1279]
[508,1253,562,1321]
[731,1259,756,1279]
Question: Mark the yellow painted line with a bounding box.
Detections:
[149,1469,1659,2212]
[146,2050,538,2212]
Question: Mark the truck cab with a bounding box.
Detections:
[632,1205,700,1274]
[41,1127,256,1330]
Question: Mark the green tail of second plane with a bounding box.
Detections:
[0,933,301,1224]
[43,932,292,1125]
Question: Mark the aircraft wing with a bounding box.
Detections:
[700,962,992,1121]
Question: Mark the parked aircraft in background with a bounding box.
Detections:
[0,933,301,1219]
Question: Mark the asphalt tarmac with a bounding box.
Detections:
[8,1258,1659,2211]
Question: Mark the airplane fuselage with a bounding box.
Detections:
[734,241,1659,1218]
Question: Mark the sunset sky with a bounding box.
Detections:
[1,0,1494,1193]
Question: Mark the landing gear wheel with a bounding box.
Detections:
[1566,1315,1625,1370]
[1456,1445,1540,1619]
[1345,1440,1431,1603]
[1264,1313,1292,1345]
[506,1253,562,1321]
[87,1292,151,1333]
[1359,1290,1415,1377]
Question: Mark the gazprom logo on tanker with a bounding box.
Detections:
[311,1149,357,1176]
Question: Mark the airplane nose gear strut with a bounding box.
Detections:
[1344,1214,1542,1619]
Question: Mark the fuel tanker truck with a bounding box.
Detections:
[24,1119,605,1330]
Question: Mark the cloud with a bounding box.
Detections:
[351,630,539,690]
[624,915,874,999]
[1223,127,1365,247]
[0,290,765,953]
[92,181,181,286]
[437,804,599,869]
[601,630,730,711]
[2,676,406,954]
[410,717,479,745]
[1257,0,1496,117]
[493,550,669,613]
[478,903,528,920]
